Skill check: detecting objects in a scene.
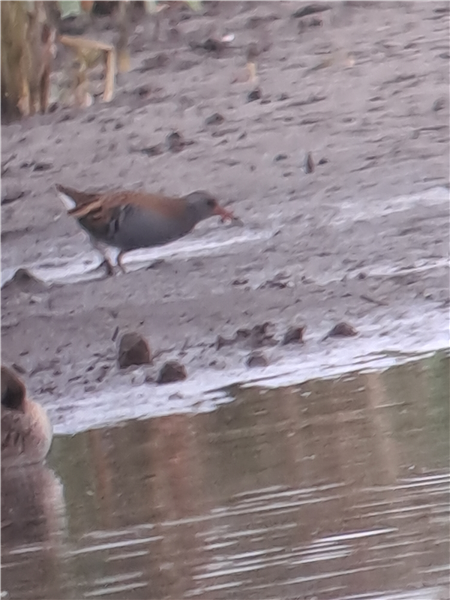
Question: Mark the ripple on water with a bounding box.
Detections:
[2,352,448,600]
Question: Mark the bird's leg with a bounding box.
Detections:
[100,257,116,277]
[90,238,116,276]
[117,250,127,274]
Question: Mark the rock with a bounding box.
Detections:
[216,323,276,350]
[140,53,169,71]
[324,322,358,339]
[432,97,445,112]
[237,322,276,348]
[138,144,164,157]
[304,151,315,174]
[205,112,225,126]
[247,87,262,102]
[166,131,189,153]
[232,277,249,286]
[282,325,306,345]
[32,162,52,172]
[135,85,151,99]
[118,333,152,369]
[274,153,288,162]
[157,361,187,384]
[259,272,291,289]
[167,131,183,151]
[246,351,268,368]
[189,37,225,55]
[292,4,331,19]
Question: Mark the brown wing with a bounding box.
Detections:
[70,190,188,220]
[115,192,188,219]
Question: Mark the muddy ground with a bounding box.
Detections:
[1,1,449,432]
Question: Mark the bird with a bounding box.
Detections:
[1,366,53,469]
[55,184,240,275]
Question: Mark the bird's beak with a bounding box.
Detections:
[213,204,243,225]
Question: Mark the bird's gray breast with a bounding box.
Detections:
[110,204,195,251]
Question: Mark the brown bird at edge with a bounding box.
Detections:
[55,184,241,275]
[2,366,53,469]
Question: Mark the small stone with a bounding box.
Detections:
[292,4,331,19]
[139,144,164,157]
[325,322,358,339]
[274,153,288,162]
[432,97,445,112]
[247,87,262,102]
[118,333,152,369]
[205,113,225,126]
[260,272,290,289]
[32,162,52,172]
[239,322,276,348]
[318,157,328,165]
[246,351,268,368]
[157,361,187,384]
[166,131,185,153]
[309,17,323,27]
[278,93,289,101]
[215,335,231,350]
[304,151,315,174]
[202,38,224,53]
[282,325,306,345]
[140,53,169,71]
[136,85,151,98]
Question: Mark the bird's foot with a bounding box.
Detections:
[92,258,117,277]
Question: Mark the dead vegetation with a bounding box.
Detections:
[1,1,55,119]
[1,0,203,120]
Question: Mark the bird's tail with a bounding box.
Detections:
[55,184,96,212]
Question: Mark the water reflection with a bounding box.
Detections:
[1,464,67,599]
[2,352,449,599]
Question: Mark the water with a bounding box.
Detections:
[2,351,449,600]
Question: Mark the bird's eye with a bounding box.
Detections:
[207,198,216,208]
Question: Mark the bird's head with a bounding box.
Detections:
[184,190,239,223]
